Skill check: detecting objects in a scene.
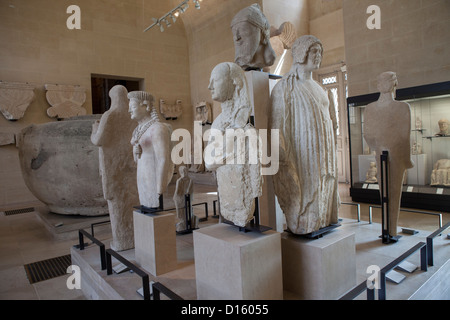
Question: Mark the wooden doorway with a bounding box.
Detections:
[91,75,142,114]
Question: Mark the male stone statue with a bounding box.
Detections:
[270,35,339,235]
[91,85,138,251]
[231,4,276,71]
[173,165,198,231]
[206,62,263,227]
[364,71,414,237]
[128,91,174,209]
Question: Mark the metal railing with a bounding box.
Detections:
[368,205,443,228]
[152,282,184,300]
[341,202,361,222]
[90,220,110,237]
[426,222,450,266]
[378,242,428,300]
[105,248,152,300]
[339,280,375,300]
[192,202,209,222]
[78,229,107,270]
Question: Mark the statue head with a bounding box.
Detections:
[231,4,276,70]
[127,91,155,121]
[292,35,323,66]
[438,118,449,134]
[109,85,129,113]
[208,62,251,127]
[377,72,398,94]
[179,165,189,177]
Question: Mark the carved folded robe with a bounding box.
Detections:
[270,73,339,234]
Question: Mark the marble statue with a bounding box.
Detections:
[231,4,276,71]
[206,62,263,227]
[0,81,35,121]
[411,141,422,155]
[415,117,422,130]
[91,85,138,251]
[270,35,339,235]
[160,99,183,120]
[365,162,378,183]
[431,159,450,186]
[128,91,174,209]
[436,118,449,136]
[45,84,87,119]
[194,101,212,125]
[363,71,414,237]
[173,166,198,231]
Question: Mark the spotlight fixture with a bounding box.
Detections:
[144,0,203,33]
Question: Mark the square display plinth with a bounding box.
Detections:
[282,229,356,300]
[133,211,177,276]
[194,223,283,300]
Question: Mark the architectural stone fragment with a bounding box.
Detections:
[0,81,35,121]
[45,84,87,119]
[160,99,183,120]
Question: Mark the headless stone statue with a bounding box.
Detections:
[128,91,174,209]
[270,35,340,235]
[91,85,138,251]
[231,4,276,71]
[206,62,263,227]
[173,166,198,231]
[363,71,414,237]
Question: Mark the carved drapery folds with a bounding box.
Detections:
[45,84,87,120]
[0,81,35,121]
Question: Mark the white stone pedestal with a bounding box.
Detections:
[133,211,177,276]
[194,223,283,300]
[281,229,356,300]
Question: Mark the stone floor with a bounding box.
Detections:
[0,183,449,300]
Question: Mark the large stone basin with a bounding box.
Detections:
[17,115,108,216]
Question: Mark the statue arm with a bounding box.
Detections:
[152,126,173,195]
[327,89,339,140]
[90,112,112,146]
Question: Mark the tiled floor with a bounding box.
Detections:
[0,183,449,300]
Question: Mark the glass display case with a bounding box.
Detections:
[347,81,450,212]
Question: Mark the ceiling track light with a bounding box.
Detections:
[144,0,203,33]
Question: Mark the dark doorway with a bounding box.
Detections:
[91,75,141,114]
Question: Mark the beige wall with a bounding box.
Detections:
[181,0,263,121]
[343,0,450,97]
[0,0,191,209]
[264,0,310,76]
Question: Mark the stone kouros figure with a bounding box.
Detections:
[91,85,138,251]
[128,91,174,209]
[365,162,378,184]
[270,35,339,235]
[206,62,263,227]
[431,159,450,186]
[231,4,276,71]
[436,118,449,136]
[173,166,198,231]
[364,71,414,237]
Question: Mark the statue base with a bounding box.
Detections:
[281,228,356,300]
[133,211,177,276]
[194,223,283,300]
